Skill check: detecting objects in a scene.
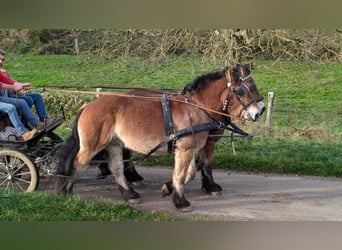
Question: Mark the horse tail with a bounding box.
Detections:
[56,107,84,176]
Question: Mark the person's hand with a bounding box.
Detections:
[12,82,31,91]
[22,83,32,90]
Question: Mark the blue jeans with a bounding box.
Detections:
[0,96,38,128]
[8,93,47,122]
[0,102,28,135]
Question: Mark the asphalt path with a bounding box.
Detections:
[39,166,342,221]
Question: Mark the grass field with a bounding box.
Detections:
[1,54,341,221]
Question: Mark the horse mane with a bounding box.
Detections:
[182,67,230,95]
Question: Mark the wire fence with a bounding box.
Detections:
[234,93,342,143]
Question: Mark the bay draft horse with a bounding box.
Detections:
[55,65,264,211]
[97,64,265,195]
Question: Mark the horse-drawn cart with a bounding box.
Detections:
[0,64,265,213]
[0,117,64,192]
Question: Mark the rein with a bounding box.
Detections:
[43,87,246,121]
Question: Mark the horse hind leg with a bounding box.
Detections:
[55,153,90,195]
[96,148,144,186]
[62,148,96,194]
[122,148,144,186]
[54,144,82,195]
[105,143,141,204]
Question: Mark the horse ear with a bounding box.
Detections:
[225,66,234,83]
[243,64,251,74]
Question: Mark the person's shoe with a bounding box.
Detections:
[22,129,39,141]
[45,118,56,127]
[36,122,45,131]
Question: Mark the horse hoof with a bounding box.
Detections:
[210,191,222,196]
[127,198,142,204]
[161,184,172,197]
[180,206,193,212]
[201,184,223,196]
[130,181,144,187]
[202,187,222,196]
[161,181,173,197]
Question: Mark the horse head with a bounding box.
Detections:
[224,65,264,121]
[238,64,265,117]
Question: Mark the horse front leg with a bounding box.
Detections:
[197,137,223,195]
[171,149,195,212]
[197,158,222,195]
[162,155,197,197]
[106,143,141,204]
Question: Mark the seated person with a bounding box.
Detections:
[0,102,38,141]
[6,90,55,128]
[0,69,46,126]
[0,80,40,141]
[0,49,55,127]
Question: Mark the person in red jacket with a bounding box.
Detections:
[0,49,55,128]
[0,71,42,140]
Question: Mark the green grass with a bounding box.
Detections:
[252,60,342,139]
[214,137,342,177]
[0,190,190,221]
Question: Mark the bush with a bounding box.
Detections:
[0,29,340,64]
[41,92,95,128]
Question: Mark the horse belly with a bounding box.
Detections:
[114,105,168,154]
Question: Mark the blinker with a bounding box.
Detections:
[235,86,245,96]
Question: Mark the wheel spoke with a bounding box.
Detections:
[12,176,31,184]
[0,163,8,172]
[0,177,8,186]
[13,179,27,192]
[0,171,7,177]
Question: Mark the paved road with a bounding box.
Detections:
[39,166,342,221]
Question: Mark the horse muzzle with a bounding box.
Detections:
[244,101,265,122]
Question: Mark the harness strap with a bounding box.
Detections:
[161,94,175,137]
[136,121,228,163]
[160,94,176,152]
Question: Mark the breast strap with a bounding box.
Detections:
[160,94,227,153]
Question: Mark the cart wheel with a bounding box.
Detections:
[0,149,39,192]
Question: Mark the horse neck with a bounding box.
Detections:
[190,78,227,114]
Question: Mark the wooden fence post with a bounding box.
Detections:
[265,92,275,137]
[96,88,102,98]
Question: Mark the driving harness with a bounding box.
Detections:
[138,93,249,162]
